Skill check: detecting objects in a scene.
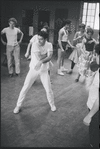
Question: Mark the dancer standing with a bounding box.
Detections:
[57,20,74,76]
[75,28,96,82]
[1,18,24,77]
[68,23,86,74]
[13,31,56,114]
[25,26,53,83]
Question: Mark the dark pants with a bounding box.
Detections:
[89,111,99,147]
[61,41,68,51]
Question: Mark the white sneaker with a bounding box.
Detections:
[61,66,68,72]
[13,106,21,114]
[51,105,56,112]
[57,69,64,76]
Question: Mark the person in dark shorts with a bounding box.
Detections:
[57,20,74,76]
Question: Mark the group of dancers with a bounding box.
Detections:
[1,17,99,147]
[57,20,99,81]
[57,20,99,147]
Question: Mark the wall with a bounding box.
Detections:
[1,0,82,44]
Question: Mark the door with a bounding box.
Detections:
[22,9,33,36]
[38,10,50,31]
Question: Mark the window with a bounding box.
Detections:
[82,3,99,30]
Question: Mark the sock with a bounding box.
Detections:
[71,61,75,70]
[48,70,50,75]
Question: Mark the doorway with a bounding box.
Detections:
[38,10,50,31]
[54,9,68,44]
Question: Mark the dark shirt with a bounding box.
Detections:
[85,37,95,52]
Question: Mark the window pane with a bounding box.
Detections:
[88,3,92,9]
[90,23,93,28]
[90,16,94,22]
[84,3,87,9]
[82,16,86,22]
[86,22,90,26]
[86,22,93,28]
[87,16,91,22]
[91,3,96,9]
[87,9,95,16]
[88,10,92,16]
[82,2,99,30]
[83,9,87,16]
[94,3,99,29]
[91,9,95,16]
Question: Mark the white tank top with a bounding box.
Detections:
[61,27,68,42]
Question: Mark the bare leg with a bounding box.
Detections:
[57,48,62,69]
[61,51,65,67]
[57,48,64,75]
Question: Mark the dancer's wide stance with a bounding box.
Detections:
[13,31,56,114]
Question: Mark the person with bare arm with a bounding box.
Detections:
[57,20,74,76]
[13,31,56,114]
[1,18,24,77]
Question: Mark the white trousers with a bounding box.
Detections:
[16,69,55,107]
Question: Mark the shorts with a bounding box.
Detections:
[58,41,68,51]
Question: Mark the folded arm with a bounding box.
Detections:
[34,51,53,71]
[34,51,47,61]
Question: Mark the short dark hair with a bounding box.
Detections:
[90,61,99,72]
[79,23,86,29]
[95,43,100,55]
[62,19,71,26]
[8,18,17,25]
[86,27,94,35]
[38,31,48,39]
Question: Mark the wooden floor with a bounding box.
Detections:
[1,45,91,147]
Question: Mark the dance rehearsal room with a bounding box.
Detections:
[1,0,99,147]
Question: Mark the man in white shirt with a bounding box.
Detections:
[1,18,24,77]
[25,26,49,60]
[13,31,56,114]
[25,26,53,83]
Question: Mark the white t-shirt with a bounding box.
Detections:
[30,34,38,51]
[29,41,53,71]
[87,69,99,110]
[1,27,21,46]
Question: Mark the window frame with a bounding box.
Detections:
[82,2,97,29]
